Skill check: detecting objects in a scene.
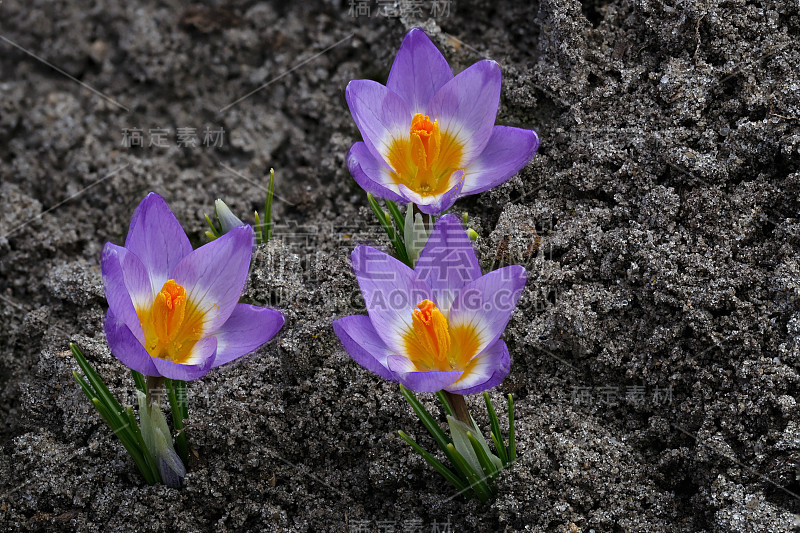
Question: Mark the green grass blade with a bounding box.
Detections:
[467,432,500,481]
[490,432,507,468]
[399,386,451,452]
[483,392,508,465]
[90,399,130,447]
[71,345,160,484]
[90,398,157,484]
[131,370,146,394]
[165,379,189,464]
[367,193,410,266]
[400,386,475,486]
[204,214,220,238]
[264,168,275,242]
[385,200,405,235]
[254,211,263,244]
[73,371,98,402]
[398,431,470,497]
[70,343,126,426]
[446,443,493,502]
[507,394,516,463]
[178,380,189,449]
[436,391,454,417]
[173,379,188,422]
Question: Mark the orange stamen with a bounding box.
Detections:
[138,279,205,364]
[403,299,481,373]
[386,113,463,197]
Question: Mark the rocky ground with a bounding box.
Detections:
[1,0,800,531]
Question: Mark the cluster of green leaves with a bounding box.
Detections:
[71,343,161,484]
[397,387,517,502]
[367,193,410,266]
[71,343,190,484]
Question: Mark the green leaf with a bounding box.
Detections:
[490,432,507,468]
[165,378,189,464]
[507,394,517,463]
[264,168,275,242]
[70,343,126,428]
[254,211,263,244]
[131,370,146,394]
[367,193,410,266]
[73,371,98,403]
[138,391,185,487]
[204,214,220,239]
[483,392,508,465]
[403,205,431,268]
[467,431,500,481]
[447,415,503,476]
[436,391,454,417]
[71,343,159,484]
[400,386,475,484]
[175,380,188,422]
[125,406,161,483]
[398,431,470,497]
[91,398,157,485]
[446,443,493,502]
[385,200,405,235]
[399,386,451,452]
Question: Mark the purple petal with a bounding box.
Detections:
[101,243,150,344]
[104,309,159,376]
[170,225,254,335]
[124,193,193,292]
[150,337,217,380]
[332,315,395,380]
[426,60,501,166]
[386,28,453,114]
[346,79,412,165]
[211,304,284,368]
[444,340,510,395]
[399,170,464,216]
[414,214,482,314]
[347,142,405,203]
[387,355,462,392]
[462,126,539,195]
[351,245,432,354]
[448,265,527,355]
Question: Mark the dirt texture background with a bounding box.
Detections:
[1,0,800,531]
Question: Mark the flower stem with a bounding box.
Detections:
[443,391,472,427]
[146,376,165,407]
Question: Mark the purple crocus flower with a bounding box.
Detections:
[346,29,539,215]
[333,214,526,394]
[101,193,284,380]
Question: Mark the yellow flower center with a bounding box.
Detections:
[386,113,464,196]
[137,279,205,364]
[403,299,481,372]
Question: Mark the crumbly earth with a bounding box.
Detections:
[1,0,799,531]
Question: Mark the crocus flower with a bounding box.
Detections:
[346,29,539,215]
[101,193,284,380]
[333,214,526,393]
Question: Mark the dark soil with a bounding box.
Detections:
[1,0,799,531]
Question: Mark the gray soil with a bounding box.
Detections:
[1,0,800,531]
